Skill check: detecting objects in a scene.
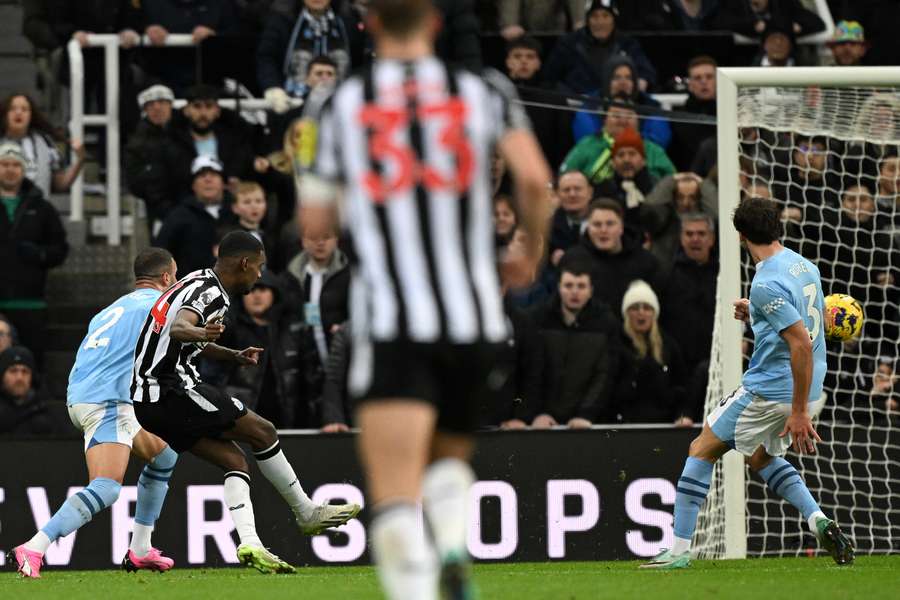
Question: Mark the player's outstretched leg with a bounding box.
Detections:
[123,442,178,573]
[642,426,727,570]
[192,438,295,574]
[752,452,854,565]
[359,402,439,600]
[232,412,360,534]
[11,477,121,578]
[423,442,477,600]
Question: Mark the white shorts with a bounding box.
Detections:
[68,401,142,452]
[706,386,825,457]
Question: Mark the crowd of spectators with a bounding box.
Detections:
[3,0,900,436]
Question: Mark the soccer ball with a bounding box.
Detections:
[824,293,864,342]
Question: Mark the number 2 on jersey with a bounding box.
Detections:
[359,98,474,202]
[83,306,125,350]
[803,283,821,341]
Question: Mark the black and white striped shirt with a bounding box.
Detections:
[302,57,530,345]
[131,269,230,403]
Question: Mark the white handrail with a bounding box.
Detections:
[67,33,194,245]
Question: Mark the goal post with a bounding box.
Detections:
[702,66,900,560]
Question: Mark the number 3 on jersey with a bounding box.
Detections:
[359,98,474,203]
[803,283,821,341]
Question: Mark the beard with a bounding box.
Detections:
[191,121,213,135]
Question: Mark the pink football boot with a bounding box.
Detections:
[10,545,43,578]
[122,547,175,572]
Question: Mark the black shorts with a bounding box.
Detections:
[353,341,507,433]
[134,383,249,452]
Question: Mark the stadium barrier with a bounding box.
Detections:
[0,427,694,569]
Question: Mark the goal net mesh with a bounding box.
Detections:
[696,84,900,558]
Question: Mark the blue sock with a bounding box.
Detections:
[41,477,121,541]
[135,446,178,527]
[673,457,714,544]
[758,457,821,521]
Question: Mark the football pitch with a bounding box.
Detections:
[3,556,898,599]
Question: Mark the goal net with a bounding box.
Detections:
[696,70,900,559]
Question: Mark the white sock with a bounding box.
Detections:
[254,442,318,520]
[24,531,51,554]
[223,472,263,548]
[808,510,828,535]
[129,523,153,557]
[370,503,438,600]
[422,458,474,563]
[672,536,691,555]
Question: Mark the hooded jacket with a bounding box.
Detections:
[203,270,307,427]
[0,178,68,302]
[543,26,657,95]
[563,228,663,315]
[154,194,237,278]
[531,295,619,423]
[571,55,672,148]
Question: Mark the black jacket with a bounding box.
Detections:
[168,109,258,193]
[612,329,687,423]
[434,0,482,71]
[669,94,717,171]
[563,229,663,318]
[549,207,584,257]
[0,387,60,436]
[0,179,68,301]
[660,249,718,374]
[513,79,575,171]
[204,275,307,427]
[618,0,720,30]
[480,300,544,427]
[124,117,194,221]
[278,250,351,347]
[531,296,619,423]
[24,0,144,51]
[714,0,825,38]
[154,195,237,277]
[318,322,352,427]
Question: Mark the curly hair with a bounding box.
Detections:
[0,93,64,141]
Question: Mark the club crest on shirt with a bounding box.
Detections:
[192,288,221,312]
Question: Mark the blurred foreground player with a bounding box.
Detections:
[298,1,551,597]
[11,248,180,578]
[131,232,360,574]
[642,198,853,569]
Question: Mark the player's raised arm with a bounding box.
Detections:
[779,320,822,454]
[170,308,224,343]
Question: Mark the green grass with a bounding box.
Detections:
[3,556,898,599]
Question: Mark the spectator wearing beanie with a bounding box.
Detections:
[0,345,60,435]
[594,127,658,231]
[611,280,688,424]
[560,98,674,185]
[543,1,657,95]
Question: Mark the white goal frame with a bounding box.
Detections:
[714,66,900,560]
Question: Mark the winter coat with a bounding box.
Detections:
[206,275,307,427]
[618,0,720,30]
[154,195,237,277]
[563,228,663,315]
[498,0,584,33]
[641,174,719,269]
[570,55,672,148]
[23,0,144,50]
[612,329,687,423]
[434,0,482,71]
[659,249,718,375]
[124,117,193,222]
[549,207,586,257]
[480,300,544,427]
[279,249,351,348]
[0,386,60,436]
[256,4,361,93]
[560,130,675,184]
[543,27,657,95]
[714,0,824,38]
[0,179,68,301]
[593,167,658,231]
[168,109,258,193]
[318,323,352,427]
[512,77,575,171]
[531,296,619,423]
[669,94,717,171]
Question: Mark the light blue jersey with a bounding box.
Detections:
[742,247,827,403]
[67,288,162,406]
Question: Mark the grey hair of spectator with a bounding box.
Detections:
[680,212,716,234]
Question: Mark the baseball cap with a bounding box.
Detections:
[828,20,867,45]
[191,155,224,177]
